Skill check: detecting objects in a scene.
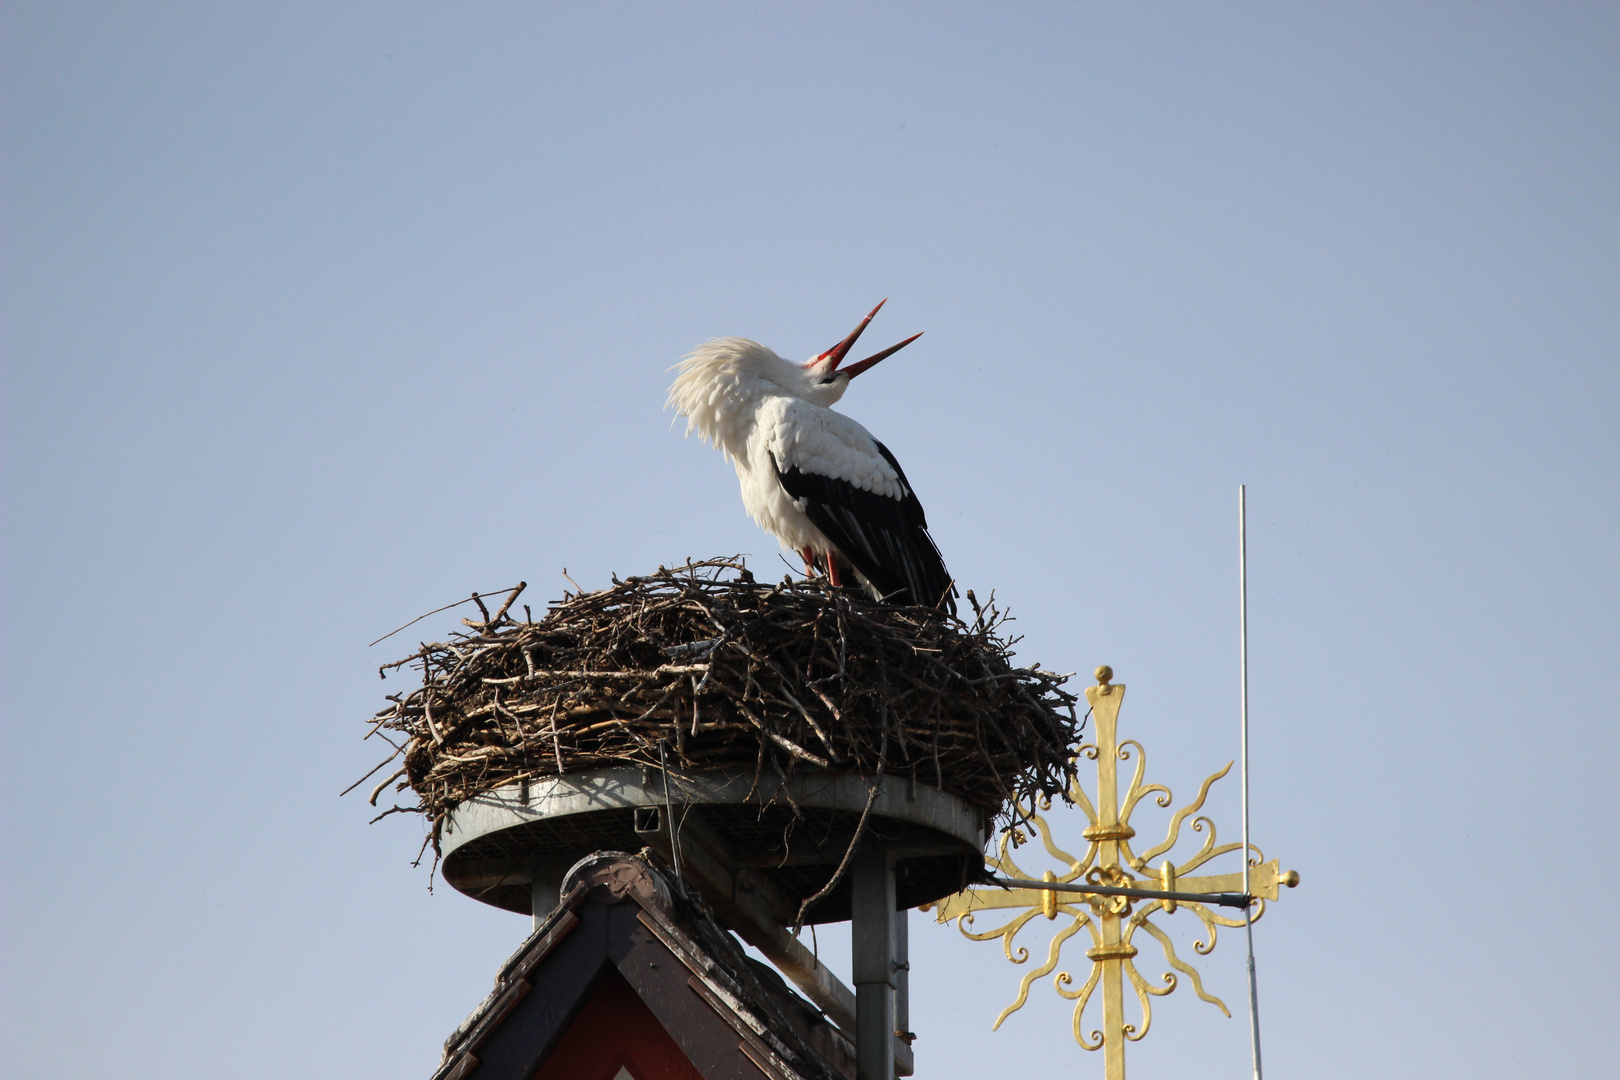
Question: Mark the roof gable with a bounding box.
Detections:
[433,853,849,1080]
[530,971,702,1080]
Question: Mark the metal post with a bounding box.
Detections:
[893,905,910,1041]
[1088,677,1130,1080]
[1239,485,1263,1080]
[531,874,560,931]
[1239,486,1250,913]
[852,846,896,1080]
[659,741,683,880]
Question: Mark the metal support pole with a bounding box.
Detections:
[893,905,910,1041]
[852,846,896,1080]
[659,741,682,880]
[1240,485,1250,908]
[531,874,560,931]
[1239,485,1263,1080]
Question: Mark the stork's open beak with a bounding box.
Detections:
[817,298,923,379]
[842,331,924,379]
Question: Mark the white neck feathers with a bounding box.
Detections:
[666,337,800,462]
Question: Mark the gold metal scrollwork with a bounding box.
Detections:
[922,669,1297,1080]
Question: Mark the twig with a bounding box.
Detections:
[490,581,527,625]
[548,697,565,774]
[369,585,522,647]
[793,720,887,933]
[369,765,408,806]
[341,747,403,797]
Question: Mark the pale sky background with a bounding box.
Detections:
[3,3,1617,1078]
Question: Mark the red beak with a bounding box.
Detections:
[816,299,923,379]
[841,331,924,379]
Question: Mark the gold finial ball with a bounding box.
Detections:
[1095,665,1114,685]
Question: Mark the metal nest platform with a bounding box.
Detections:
[440,766,987,925]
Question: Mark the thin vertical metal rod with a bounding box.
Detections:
[1239,485,1262,1080]
[658,741,682,880]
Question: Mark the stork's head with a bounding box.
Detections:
[667,301,922,458]
[798,299,923,406]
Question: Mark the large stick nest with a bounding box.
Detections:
[364,559,1081,852]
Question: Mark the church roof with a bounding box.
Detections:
[432,851,853,1080]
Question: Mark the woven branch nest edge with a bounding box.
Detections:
[360,558,1083,862]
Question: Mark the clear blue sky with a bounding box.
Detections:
[4,3,1616,1078]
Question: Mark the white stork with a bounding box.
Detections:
[667,300,956,613]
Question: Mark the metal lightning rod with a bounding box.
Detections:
[1240,485,1262,1080]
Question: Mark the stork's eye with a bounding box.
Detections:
[817,376,839,385]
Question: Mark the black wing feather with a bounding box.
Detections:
[773,441,956,614]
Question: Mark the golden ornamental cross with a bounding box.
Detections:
[924,667,1299,1080]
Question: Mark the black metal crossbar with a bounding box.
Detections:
[992,875,1253,910]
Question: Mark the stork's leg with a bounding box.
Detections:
[827,556,843,588]
[801,546,817,579]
